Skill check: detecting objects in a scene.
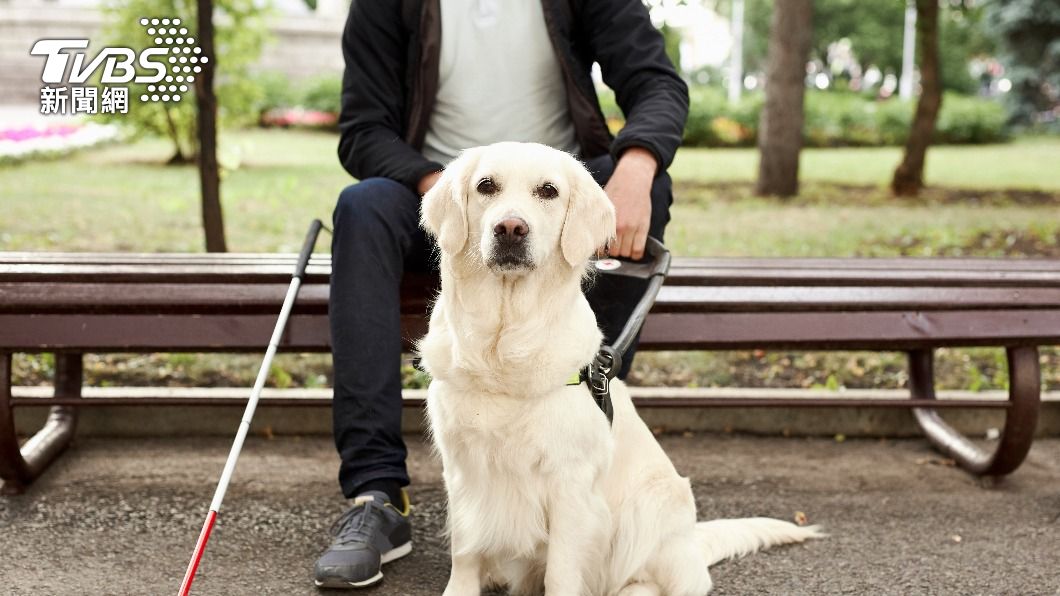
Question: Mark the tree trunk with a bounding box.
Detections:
[162,106,190,165]
[755,0,813,198]
[892,0,942,197]
[196,0,227,252]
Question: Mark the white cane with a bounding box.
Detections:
[178,219,325,595]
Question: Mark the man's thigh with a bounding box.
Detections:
[331,177,436,273]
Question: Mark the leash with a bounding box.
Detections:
[578,237,671,425]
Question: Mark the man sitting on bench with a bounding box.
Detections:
[315,0,689,588]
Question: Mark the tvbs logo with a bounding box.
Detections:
[31,17,207,114]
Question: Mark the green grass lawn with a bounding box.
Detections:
[1,130,344,253]
[3,129,1058,256]
[3,129,1059,393]
[671,136,1060,191]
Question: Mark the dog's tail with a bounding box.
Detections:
[696,518,825,566]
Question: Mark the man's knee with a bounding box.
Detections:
[334,177,418,232]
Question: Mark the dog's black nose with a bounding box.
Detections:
[493,218,529,243]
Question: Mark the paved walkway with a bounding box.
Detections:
[2,434,1058,594]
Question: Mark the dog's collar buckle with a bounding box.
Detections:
[581,346,619,425]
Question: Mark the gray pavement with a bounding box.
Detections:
[2,434,1058,595]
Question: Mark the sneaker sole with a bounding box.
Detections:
[313,542,413,589]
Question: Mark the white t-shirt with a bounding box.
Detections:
[421,0,580,165]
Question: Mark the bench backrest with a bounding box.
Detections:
[2,252,1060,351]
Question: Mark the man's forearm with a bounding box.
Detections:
[614,146,658,178]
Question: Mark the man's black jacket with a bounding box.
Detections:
[338,0,690,190]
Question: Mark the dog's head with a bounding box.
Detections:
[421,142,616,274]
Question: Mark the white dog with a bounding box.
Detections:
[418,142,822,596]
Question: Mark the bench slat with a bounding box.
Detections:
[2,310,1057,351]
[0,263,336,283]
[0,282,432,314]
[667,266,1060,287]
[5,252,1060,273]
[4,282,1060,314]
[643,310,1060,349]
[655,285,1060,311]
[672,256,1060,272]
[4,255,1060,288]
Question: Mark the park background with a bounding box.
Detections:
[2,0,1058,400]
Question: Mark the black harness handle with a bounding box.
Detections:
[582,237,672,423]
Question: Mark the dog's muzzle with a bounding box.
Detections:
[488,217,532,271]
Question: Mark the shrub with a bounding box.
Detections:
[874,99,913,145]
[252,70,301,114]
[935,94,1009,144]
[301,75,343,114]
[250,72,341,129]
[97,0,271,163]
[604,86,1008,148]
[251,73,1009,147]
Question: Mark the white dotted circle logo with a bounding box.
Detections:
[136,17,207,103]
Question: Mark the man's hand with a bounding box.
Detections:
[418,170,442,196]
[604,147,657,260]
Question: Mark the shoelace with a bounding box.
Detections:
[330,500,385,546]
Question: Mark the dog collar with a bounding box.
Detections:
[581,349,617,425]
[565,364,614,425]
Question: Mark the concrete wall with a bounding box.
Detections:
[0,4,343,104]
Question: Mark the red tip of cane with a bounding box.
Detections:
[179,510,218,596]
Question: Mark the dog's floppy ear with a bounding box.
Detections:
[560,158,616,268]
[421,148,482,255]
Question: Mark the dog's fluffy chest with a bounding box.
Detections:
[427,384,552,558]
[426,382,612,561]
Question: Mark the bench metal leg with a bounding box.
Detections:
[0,353,81,495]
[909,347,1040,477]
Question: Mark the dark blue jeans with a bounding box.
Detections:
[329,155,672,497]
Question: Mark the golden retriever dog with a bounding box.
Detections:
[418,142,822,596]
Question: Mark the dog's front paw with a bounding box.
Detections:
[442,585,481,596]
[442,569,482,596]
[442,588,478,596]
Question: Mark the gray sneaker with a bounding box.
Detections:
[314,490,413,589]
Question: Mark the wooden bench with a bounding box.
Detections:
[2,252,1059,493]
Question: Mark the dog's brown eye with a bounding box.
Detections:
[477,177,498,195]
[536,182,558,200]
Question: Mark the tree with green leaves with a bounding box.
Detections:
[742,0,993,94]
[100,0,269,251]
[99,0,270,164]
[987,0,1060,127]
